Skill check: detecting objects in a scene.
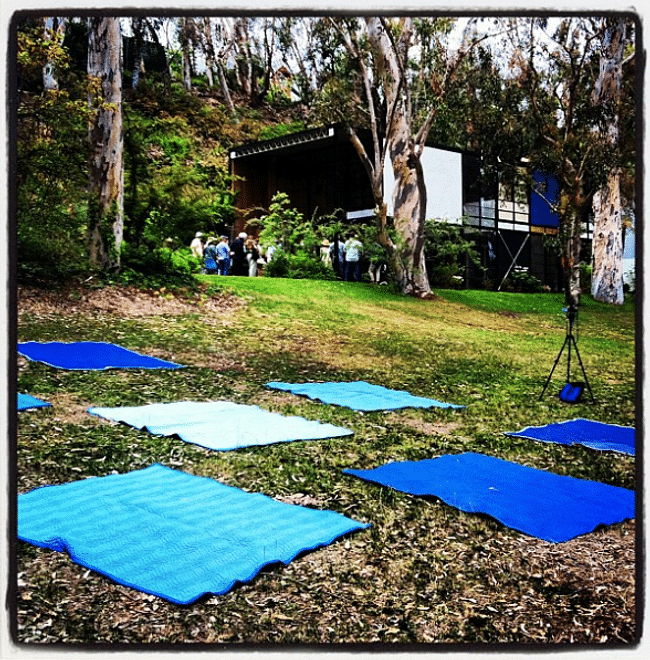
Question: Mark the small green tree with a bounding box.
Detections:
[254,192,339,280]
[254,192,302,254]
[423,219,481,288]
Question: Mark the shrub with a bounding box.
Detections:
[503,269,544,293]
[115,243,197,289]
[424,219,482,288]
[264,249,336,281]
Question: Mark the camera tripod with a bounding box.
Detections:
[539,304,595,403]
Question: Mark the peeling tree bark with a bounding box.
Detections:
[87,17,124,271]
[591,19,627,304]
[42,17,67,91]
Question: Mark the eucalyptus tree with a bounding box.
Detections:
[42,17,68,91]
[590,16,636,304]
[86,16,124,270]
[315,16,483,297]
[488,16,635,306]
[178,17,199,91]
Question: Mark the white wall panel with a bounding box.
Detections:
[384,147,463,222]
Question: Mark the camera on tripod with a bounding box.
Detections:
[539,302,594,404]
[563,303,578,325]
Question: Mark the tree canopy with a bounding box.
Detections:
[13,13,636,300]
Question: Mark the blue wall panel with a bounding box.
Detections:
[531,171,560,228]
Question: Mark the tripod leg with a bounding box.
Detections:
[570,336,595,403]
[539,336,569,400]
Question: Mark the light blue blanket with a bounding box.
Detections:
[266,381,463,412]
[18,464,370,604]
[88,401,353,450]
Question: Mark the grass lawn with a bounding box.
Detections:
[14,277,637,646]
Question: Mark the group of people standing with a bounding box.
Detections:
[328,233,387,283]
[191,228,387,283]
[191,231,260,277]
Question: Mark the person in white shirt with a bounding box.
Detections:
[190,232,204,258]
[343,233,363,282]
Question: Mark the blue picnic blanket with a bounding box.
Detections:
[17,393,51,410]
[18,464,369,605]
[343,452,634,543]
[505,419,635,456]
[88,401,353,451]
[266,381,463,412]
[17,341,183,370]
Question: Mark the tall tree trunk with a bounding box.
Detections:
[234,18,255,100]
[182,48,192,91]
[591,176,625,304]
[386,124,430,296]
[131,18,145,90]
[216,60,237,118]
[87,17,124,271]
[180,17,194,91]
[366,17,431,297]
[205,62,214,87]
[591,18,627,304]
[42,17,67,91]
[559,189,586,308]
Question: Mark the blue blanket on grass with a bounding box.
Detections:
[343,452,634,543]
[505,419,635,456]
[88,401,353,451]
[18,464,369,605]
[17,341,183,371]
[17,393,51,410]
[266,381,463,412]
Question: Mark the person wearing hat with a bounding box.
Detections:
[190,232,204,259]
[230,231,248,276]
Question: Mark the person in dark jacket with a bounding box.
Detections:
[230,232,248,276]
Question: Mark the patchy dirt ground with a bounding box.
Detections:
[17,282,246,320]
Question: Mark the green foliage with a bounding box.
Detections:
[16,27,91,281]
[423,219,482,287]
[111,243,197,289]
[264,248,337,280]
[253,193,345,280]
[254,192,326,257]
[253,192,306,254]
[257,120,306,141]
[501,269,544,293]
[123,97,236,250]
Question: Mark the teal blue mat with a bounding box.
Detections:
[18,393,51,410]
[266,381,463,411]
[18,465,369,604]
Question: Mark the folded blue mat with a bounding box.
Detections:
[88,401,353,451]
[17,341,183,370]
[505,419,635,456]
[18,464,369,604]
[17,393,52,411]
[343,453,634,543]
[266,381,463,412]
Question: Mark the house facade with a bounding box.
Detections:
[229,124,589,290]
